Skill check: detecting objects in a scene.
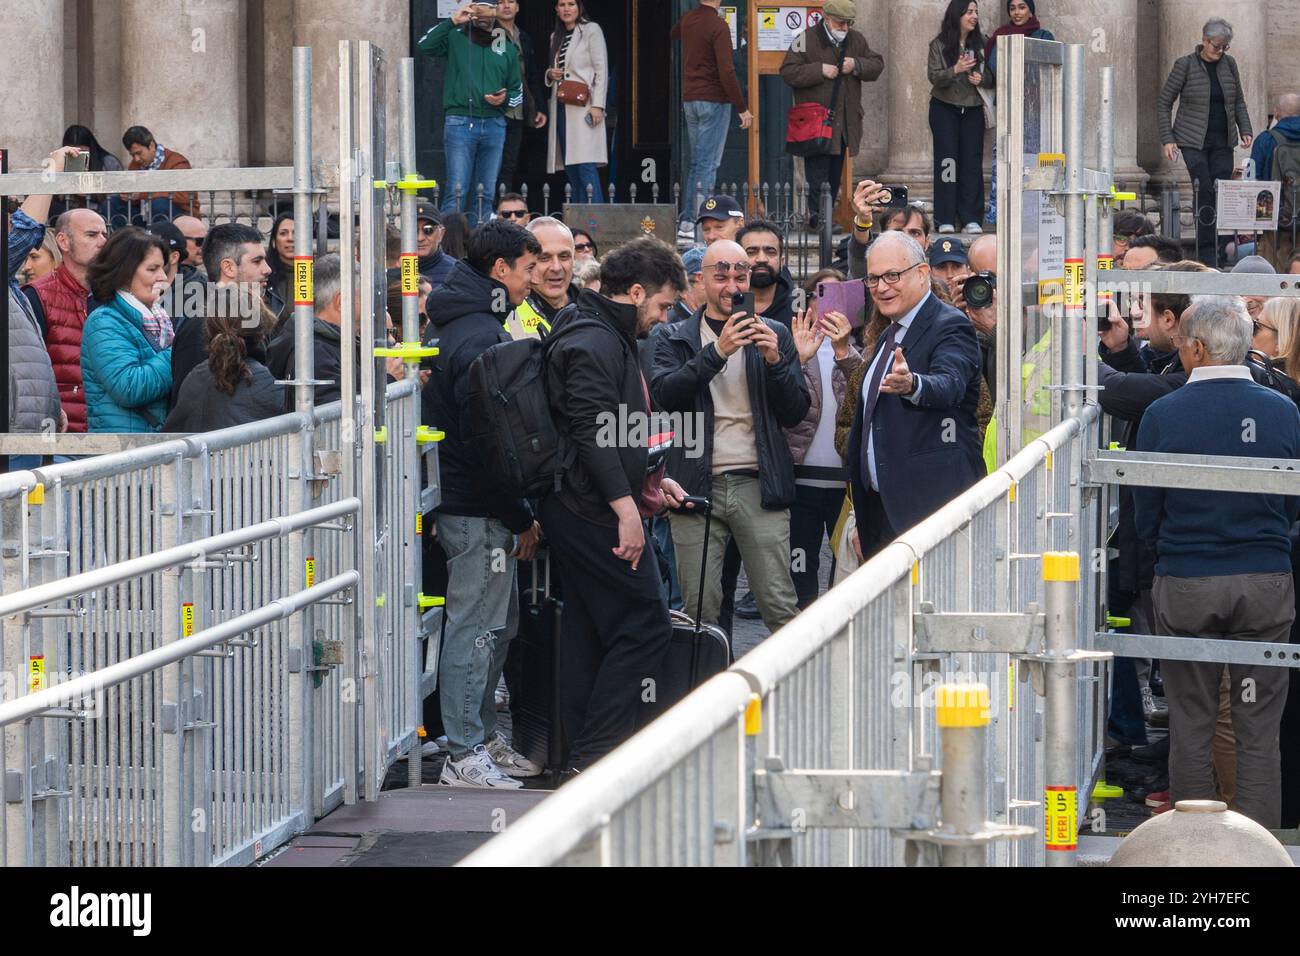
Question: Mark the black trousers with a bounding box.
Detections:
[540,495,672,768]
[718,536,741,637]
[789,484,844,606]
[497,117,526,197]
[929,98,985,228]
[806,149,846,228]
[1182,144,1235,267]
[855,486,899,561]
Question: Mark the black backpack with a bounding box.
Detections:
[466,314,599,499]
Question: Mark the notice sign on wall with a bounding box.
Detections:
[438,0,460,18]
[758,7,822,52]
[722,6,739,49]
[1217,180,1282,232]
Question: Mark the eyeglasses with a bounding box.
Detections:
[184,236,204,246]
[864,262,923,288]
[710,263,751,278]
[1253,320,1277,336]
[498,208,529,219]
[1113,233,1136,245]
[420,224,439,236]
[1206,39,1230,53]
[575,242,593,252]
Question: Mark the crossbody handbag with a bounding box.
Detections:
[785,36,850,157]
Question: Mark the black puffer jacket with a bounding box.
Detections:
[421,260,533,533]
[164,342,287,432]
[265,317,348,407]
[545,289,650,527]
[651,307,810,509]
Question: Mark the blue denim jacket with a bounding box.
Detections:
[7,208,43,297]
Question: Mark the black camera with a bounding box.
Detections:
[963,271,996,310]
[879,185,908,207]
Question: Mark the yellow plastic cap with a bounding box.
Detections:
[936,684,990,728]
[1042,551,1080,582]
[744,694,762,736]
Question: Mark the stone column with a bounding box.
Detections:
[120,0,245,169]
[0,0,64,169]
[1266,0,1300,117]
[258,0,296,166]
[1148,1,1268,186]
[293,0,409,170]
[1041,0,1147,189]
[879,0,943,193]
[851,0,890,178]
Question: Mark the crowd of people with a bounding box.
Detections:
[8,4,1300,829]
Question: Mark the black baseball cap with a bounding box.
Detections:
[149,221,187,259]
[695,195,745,224]
[415,200,441,225]
[929,236,968,268]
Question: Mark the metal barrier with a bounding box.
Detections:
[461,409,1102,867]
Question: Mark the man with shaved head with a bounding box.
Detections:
[503,216,578,340]
[24,208,108,432]
[842,230,984,558]
[1254,92,1300,268]
[951,231,998,397]
[172,215,207,269]
[652,239,809,632]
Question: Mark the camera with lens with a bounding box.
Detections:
[962,271,996,311]
[878,185,908,208]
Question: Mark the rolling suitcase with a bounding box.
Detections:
[503,550,567,776]
[637,495,732,729]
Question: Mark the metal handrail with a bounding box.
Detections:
[0,572,357,728]
[0,167,296,197]
[459,411,1095,867]
[0,498,358,619]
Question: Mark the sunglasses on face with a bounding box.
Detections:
[420,223,439,235]
[575,242,593,252]
[1254,320,1277,336]
[185,236,204,246]
[498,209,529,219]
[710,263,751,278]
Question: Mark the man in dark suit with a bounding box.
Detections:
[846,230,984,558]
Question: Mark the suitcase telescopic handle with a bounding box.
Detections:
[674,495,712,516]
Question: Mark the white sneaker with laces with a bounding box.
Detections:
[420,735,449,758]
[486,732,543,778]
[439,744,523,789]
[677,222,696,240]
[963,222,983,234]
[937,223,956,234]
[1140,686,1168,718]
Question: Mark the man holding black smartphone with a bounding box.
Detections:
[652,240,809,632]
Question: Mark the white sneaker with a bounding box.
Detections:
[439,744,523,789]
[1140,686,1168,718]
[420,735,449,758]
[963,222,984,234]
[937,223,956,234]
[495,684,509,712]
[486,731,543,778]
[676,222,696,240]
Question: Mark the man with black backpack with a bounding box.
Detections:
[421,219,543,788]
[1253,93,1300,270]
[540,237,687,771]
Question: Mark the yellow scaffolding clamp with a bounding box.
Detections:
[1109,184,1137,204]
[416,426,445,445]
[418,594,445,610]
[373,342,438,360]
[374,174,439,192]
[373,426,387,445]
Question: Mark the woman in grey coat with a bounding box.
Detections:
[1157,17,1253,266]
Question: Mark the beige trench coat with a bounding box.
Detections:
[545,20,609,172]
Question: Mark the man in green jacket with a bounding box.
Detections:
[419,3,524,228]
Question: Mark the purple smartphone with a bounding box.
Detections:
[816,279,867,330]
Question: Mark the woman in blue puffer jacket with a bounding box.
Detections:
[82,228,174,432]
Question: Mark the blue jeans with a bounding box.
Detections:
[650,516,683,611]
[441,115,507,228]
[436,513,519,757]
[556,105,604,203]
[105,196,174,229]
[6,455,40,473]
[680,100,731,224]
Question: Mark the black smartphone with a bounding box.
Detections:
[731,291,755,320]
[879,184,908,207]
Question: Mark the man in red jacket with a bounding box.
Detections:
[672,0,752,240]
[25,209,108,433]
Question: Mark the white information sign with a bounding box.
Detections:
[722,6,739,49]
[438,0,460,19]
[1217,179,1282,232]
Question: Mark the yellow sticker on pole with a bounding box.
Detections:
[305,557,316,588]
[29,656,45,693]
[1008,660,1015,712]
[1064,258,1084,308]
[1097,254,1113,303]
[1045,785,1078,851]
[415,511,423,536]
[182,602,194,637]
[400,253,419,296]
[293,256,314,306]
